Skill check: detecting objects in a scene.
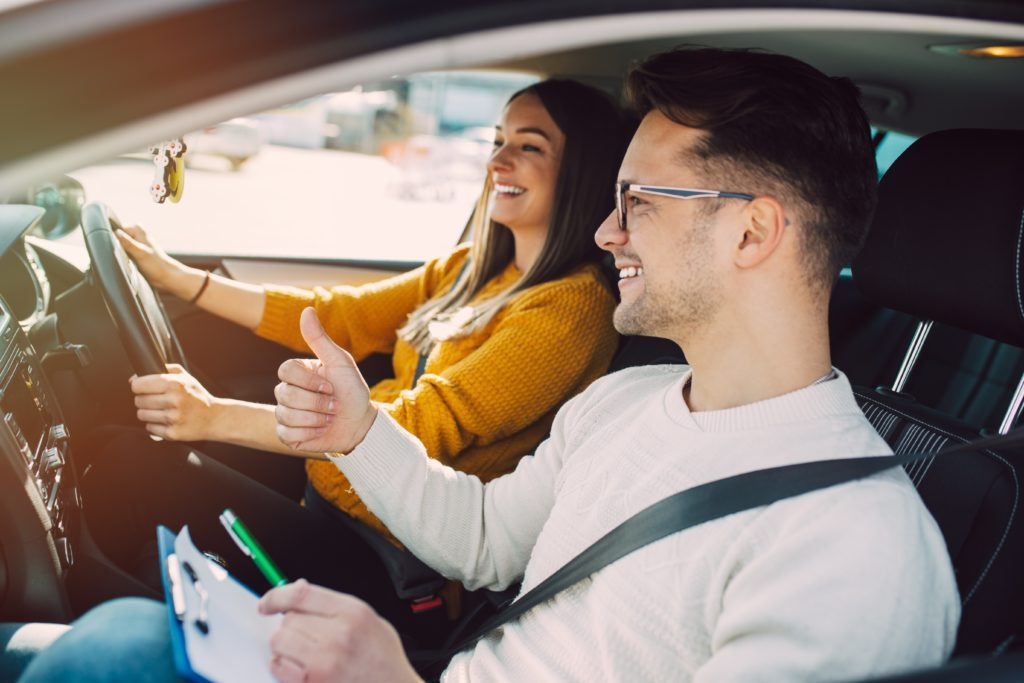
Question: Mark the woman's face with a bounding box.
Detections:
[487,92,565,238]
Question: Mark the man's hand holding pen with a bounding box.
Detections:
[274,307,378,454]
[258,580,422,683]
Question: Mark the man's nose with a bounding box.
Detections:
[595,209,626,252]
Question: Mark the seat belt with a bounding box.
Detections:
[415,427,1024,677]
[385,257,472,616]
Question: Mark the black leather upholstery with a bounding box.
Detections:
[851,128,1024,656]
[853,129,1024,348]
[855,387,1023,655]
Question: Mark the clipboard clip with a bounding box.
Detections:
[182,561,211,635]
[166,553,186,621]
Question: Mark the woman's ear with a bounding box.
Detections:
[734,196,787,269]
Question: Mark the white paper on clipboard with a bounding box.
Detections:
[173,526,282,683]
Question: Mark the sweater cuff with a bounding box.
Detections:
[255,285,313,342]
[328,410,428,494]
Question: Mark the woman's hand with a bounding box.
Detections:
[129,364,220,441]
[275,308,377,454]
[259,580,423,683]
[115,224,197,298]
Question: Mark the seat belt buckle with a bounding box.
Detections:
[409,594,444,614]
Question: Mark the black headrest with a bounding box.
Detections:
[852,129,1024,347]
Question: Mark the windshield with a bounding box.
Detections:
[60,70,538,261]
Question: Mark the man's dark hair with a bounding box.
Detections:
[626,47,877,291]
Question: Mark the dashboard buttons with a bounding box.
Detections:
[49,423,69,443]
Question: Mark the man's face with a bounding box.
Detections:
[596,111,736,340]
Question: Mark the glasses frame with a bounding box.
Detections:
[615,182,755,231]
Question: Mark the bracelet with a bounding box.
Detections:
[188,271,212,305]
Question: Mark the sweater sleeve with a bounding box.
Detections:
[383,273,617,466]
[334,392,585,589]
[254,247,470,360]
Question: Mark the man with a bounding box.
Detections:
[13,47,958,682]
[262,47,958,681]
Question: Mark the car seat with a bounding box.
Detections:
[850,128,1024,656]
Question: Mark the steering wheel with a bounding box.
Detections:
[81,201,188,377]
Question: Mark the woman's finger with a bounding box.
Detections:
[129,374,175,395]
[134,393,177,410]
[115,228,148,254]
[136,408,174,425]
[144,423,169,439]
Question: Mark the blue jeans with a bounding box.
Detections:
[14,598,181,682]
[0,622,70,681]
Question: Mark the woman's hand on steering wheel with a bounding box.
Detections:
[116,224,196,300]
[82,201,189,376]
[130,364,221,441]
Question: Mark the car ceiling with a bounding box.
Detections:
[499,28,1024,135]
[1,0,1023,197]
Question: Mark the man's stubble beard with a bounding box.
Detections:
[613,214,722,339]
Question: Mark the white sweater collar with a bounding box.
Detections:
[663,368,859,433]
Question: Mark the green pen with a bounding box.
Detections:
[219,508,288,587]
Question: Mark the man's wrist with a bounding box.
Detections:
[330,403,380,457]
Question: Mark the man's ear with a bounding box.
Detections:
[734,196,787,269]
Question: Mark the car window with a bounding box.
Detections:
[62,70,539,262]
[836,127,920,276]
[873,128,918,179]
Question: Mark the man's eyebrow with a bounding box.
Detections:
[494,125,552,141]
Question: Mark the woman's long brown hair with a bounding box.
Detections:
[399,79,629,353]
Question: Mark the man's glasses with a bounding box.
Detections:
[615,182,755,231]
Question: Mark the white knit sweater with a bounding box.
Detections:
[334,366,960,682]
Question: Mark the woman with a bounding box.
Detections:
[81,79,627,632]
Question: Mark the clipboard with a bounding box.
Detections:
[157,525,211,683]
[157,525,282,683]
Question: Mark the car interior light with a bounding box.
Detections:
[930,43,1024,58]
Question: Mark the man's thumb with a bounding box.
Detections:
[299,308,350,366]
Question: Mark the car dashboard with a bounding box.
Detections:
[0,295,76,559]
[0,205,90,622]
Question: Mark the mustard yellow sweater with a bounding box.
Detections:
[256,245,619,539]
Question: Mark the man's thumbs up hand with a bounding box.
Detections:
[275,308,377,453]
